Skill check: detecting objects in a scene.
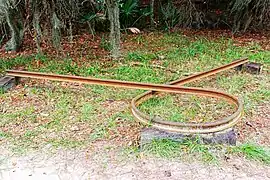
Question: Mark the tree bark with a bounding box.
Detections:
[2,0,24,51]
[50,0,61,53]
[106,0,121,59]
[150,0,155,28]
[32,0,42,53]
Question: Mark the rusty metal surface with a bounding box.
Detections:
[131,58,248,133]
[6,58,248,134]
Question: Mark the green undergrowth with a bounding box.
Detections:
[0,84,136,154]
[142,139,270,165]
[138,94,234,123]
[0,56,34,74]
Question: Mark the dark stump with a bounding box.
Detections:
[140,127,237,149]
[0,76,17,92]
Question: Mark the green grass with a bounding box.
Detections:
[127,51,156,63]
[47,138,85,148]
[139,94,234,123]
[0,106,37,126]
[0,82,138,153]
[0,32,269,156]
[0,131,11,138]
[0,87,4,94]
[0,56,34,74]
[108,65,166,83]
[230,143,270,164]
[142,139,219,163]
[143,139,270,165]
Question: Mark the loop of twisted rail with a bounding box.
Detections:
[6,58,248,134]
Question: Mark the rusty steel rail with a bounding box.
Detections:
[131,58,248,133]
[6,58,248,134]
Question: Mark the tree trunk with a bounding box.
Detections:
[32,0,42,53]
[3,0,24,51]
[106,0,121,59]
[150,0,155,28]
[50,0,61,54]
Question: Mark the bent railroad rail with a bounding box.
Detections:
[6,58,248,134]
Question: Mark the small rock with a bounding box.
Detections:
[164,170,172,177]
[43,143,53,151]
[224,155,230,161]
[233,164,240,170]
[232,159,243,170]
[127,27,141,34]
[245,121,253,127]
[71,126,80,131]
[158,55,165,60]
[106,99,114,103]
[40,113,49,117]
[128,141,133,146]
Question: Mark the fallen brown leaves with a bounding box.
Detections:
[237,103,270,146]
[0,32,110,62]
[180,29,270,50]
[1,29,269,62]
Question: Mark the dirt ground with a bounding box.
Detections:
[0,142,270,180]
[0,144,270,180]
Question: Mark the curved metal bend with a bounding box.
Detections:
[131,58,247,133]
[6,58,248,134]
